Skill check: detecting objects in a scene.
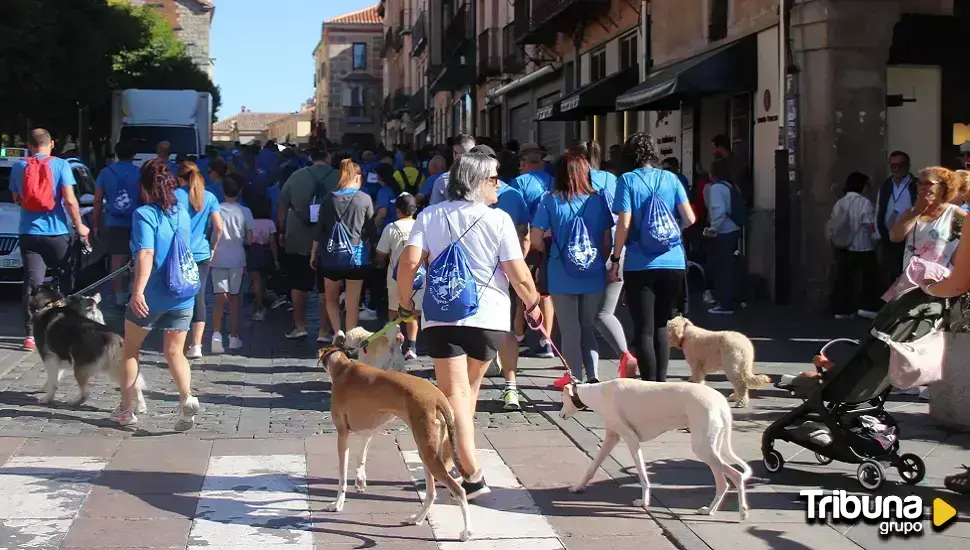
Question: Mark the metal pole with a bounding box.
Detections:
[777,0,785,147]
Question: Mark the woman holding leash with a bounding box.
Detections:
[530,152,613,385]
[176,161,224,359]
[117,159,201,430]
[395,152,542,500]
[609,133,696,383]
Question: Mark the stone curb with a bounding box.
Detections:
[510,372,714,550]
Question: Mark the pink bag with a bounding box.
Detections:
[881,257,950,303]
[871,325,945,389]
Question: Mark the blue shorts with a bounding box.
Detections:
[125,306,193,332]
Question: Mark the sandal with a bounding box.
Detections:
[945,465,970,494]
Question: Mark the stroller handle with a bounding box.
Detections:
[817,338,860,375]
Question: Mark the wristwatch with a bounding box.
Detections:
[609,253,621,264]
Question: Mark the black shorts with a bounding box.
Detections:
[247,244,275,272]
[286,253,315,292]
[424,326,505,362]
[102,227,131,256]
[317,265,372,287]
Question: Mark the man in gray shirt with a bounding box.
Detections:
[429,134,476,205]
[278,146,339,339]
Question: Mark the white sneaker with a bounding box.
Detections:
[703,290,716,304]
[211,334,224,355]
[918,386,931,401]
[174,395,200,432]
[109,406,138,427]
[271,296,289,310]
[857,309,878,320]
[359,307,378,321]
[252,310,265,321]
[404,349,417,361]
[228,336,243,350]
[286,328,308,339]
[185,345,203,360]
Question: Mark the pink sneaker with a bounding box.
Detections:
[553,372,572,389]
[619,351,638,378]
[23,337,35,351]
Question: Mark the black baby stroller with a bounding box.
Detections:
[762,287,943,491]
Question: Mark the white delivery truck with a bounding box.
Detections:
[110,89,213,166]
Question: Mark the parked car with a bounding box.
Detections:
[0,148,108,287]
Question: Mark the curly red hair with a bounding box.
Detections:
[140,158,179,212]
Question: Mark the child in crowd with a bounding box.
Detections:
[375,193,423,360]
[210,174,254,354]
[247,195,280,321]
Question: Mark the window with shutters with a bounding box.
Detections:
[709,0,728,42]
[589,48,606,82]
[620,34,637,70]
[353,43,367,69]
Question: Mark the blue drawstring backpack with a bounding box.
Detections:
[635,170,682,254]
[423,215,493,322]
[163,210,200,300]
[321,192,363,268]
[549,194,600,279]
[393,261,427,290]
[105,166,139,217]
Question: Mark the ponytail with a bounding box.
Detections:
[178,161,206,212]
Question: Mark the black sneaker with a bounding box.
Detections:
[462,478,491,501]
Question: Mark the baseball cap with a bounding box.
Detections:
[518,142,542,155]
[470,144,496,157]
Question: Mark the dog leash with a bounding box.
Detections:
[67,260,133,300]
[524,303,590,411]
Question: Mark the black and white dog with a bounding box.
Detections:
[27,283,146,411]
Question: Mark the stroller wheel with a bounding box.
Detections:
[897,453,926,485]
[815,452,833,465]
[763,450,784,473]
[857,460,886,491]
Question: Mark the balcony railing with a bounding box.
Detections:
[445,0,472,56]
[411,10,427,55]
[410,86,427,118]
[477,28,501,81]
[428,60,475,95]
[502,23,525,74]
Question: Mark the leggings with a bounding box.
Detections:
[20,234,74,336]
[623,268,685,382]
[550,293,602,381]
[193,260,211,323]
[595,252,628,355]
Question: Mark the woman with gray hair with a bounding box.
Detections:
[397,152,542,500]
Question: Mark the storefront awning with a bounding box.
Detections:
[616,37,756,111]
[539,65,640,121]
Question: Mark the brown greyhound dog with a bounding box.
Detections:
[318,344,474,542]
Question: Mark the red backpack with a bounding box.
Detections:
[21,156,56,212]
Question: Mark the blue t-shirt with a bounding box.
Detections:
[267,184,280,222]
[614,167,689,271]
[420,173,441,198]
[9,155,76,236]
[95,161,142,227]
[129,204,195,313]
[532,193,613,295]
[174,187,221,262]
[511,170,553,218]
[494,181,530,226]
[375,186,397,229]
[195,158,212,186]
[360,162,381,198]
[206,182,225,202]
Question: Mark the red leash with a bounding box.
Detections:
[525,306,581,385]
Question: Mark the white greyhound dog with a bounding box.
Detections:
[560,378,751,520]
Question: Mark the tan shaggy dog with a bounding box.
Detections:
[667,316,771,407]
[342,325,407,372]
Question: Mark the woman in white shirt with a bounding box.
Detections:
[827,172,880,319]
[889,166,966,272]
[396,153,541,500]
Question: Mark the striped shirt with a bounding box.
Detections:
[830,192,876,252]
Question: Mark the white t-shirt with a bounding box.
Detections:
[212,201,254,268]
[407,201,523,331]
[377,218,416,285]
[903,203,961,268]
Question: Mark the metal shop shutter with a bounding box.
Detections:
[509,103,531,145]
[537,93,563,156]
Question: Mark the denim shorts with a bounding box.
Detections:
[125,306,193,332]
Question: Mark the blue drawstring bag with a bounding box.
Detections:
[635,170,681,254]
[423,215,492,322]
[549,194,601,279]
[321,192,363,268]
[163,210,200,300]
[393,260,427,290]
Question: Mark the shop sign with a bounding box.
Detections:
[561,96,580,112]
[649,109,681,159]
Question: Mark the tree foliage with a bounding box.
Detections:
[0,0,220,150]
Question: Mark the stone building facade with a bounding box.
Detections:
[314,6,384,150]
[125,0,215,76]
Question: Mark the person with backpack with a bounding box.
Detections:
[395,152,542,501]
[175,161,224,360]
[826,172,880,319]
[10,129,90,350]
[278,146,338,340]
[375,193,424,360]
[703,158,748,315]
[310,159,375,344]
[608,133,696,383]
[530,152,613,387]
[117,159,200,429]
[393,151,425,196]
[571,140,639,379]
[93,140,141,308]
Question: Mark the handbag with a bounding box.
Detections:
[871,324,945,389]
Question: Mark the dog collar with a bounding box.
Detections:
[318,348,344,368]
[568,383,590,411]
[33,299,66,318]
